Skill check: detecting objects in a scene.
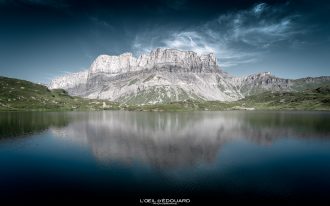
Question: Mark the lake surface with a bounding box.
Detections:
[1,111,330,205]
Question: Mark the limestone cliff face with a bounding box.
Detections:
[49,48,241,103]
[48,70,88,96]
[48,48,330,104]
[88,48,218,77]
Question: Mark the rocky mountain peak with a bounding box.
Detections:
[245,72,272,80]
[88,48,219,76]
[49,70,88,90]
[89,52,137,75]
[48,48,330,104]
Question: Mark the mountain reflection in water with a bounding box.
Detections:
[49,111,330,169]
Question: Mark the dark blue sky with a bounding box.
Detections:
[0,0,329,83]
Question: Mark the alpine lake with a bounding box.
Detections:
[1,111,330,205]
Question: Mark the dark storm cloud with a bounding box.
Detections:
[0,0,329,82]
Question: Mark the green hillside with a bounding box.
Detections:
[0,76,119,111]
[237,86,330,111]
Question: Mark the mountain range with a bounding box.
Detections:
[49,48,330,105]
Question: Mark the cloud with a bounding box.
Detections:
[162,32,216,54]
[131,2,304,69]
[253,2,267,14]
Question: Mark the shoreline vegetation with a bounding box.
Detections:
[1,76,329,112]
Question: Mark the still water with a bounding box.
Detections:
[0,111,330,204]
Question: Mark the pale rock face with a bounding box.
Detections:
[231,72,273,87]
[229,72,293,96]
[85,72,241,103]
[48,48,330,103]
[88,48,218,77]
[49,70,88,91]
[89,53,137,75]
[49,48,232,103]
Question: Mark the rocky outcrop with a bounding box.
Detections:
[230,72,291,96]
[88,48,218,77]
[49,48,242,103]
[48,48,330,103]
[48,70,88,96]
[230,72,330,96]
